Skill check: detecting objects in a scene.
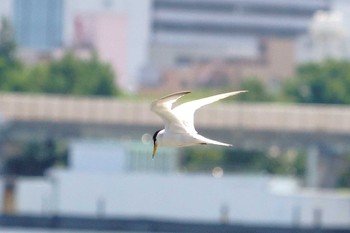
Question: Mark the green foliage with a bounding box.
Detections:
[0,18,23,91]
[0,18,16,65]
[0,17,120,96]
[282,60,350,104]
[337,154,350,188]
[4,139,68,176]
[237,78,273,102]
[180,147,225,171]
[181,147,306,176]
[175,78,271,103]
[24,53,120,96]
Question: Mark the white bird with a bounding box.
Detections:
[151,90,247,158]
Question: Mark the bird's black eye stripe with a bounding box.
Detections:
[153,129,162,143]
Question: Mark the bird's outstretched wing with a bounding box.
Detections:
[151,91,191,133]
[172,90,247,133]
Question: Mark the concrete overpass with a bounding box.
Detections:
[0,92,349,148]
[1,92,350,187]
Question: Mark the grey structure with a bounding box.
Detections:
[144,0,330,90]
[151,0,329,38]
[13,0,64,51]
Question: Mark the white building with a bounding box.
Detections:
[3,139,349,228]
[11,172,350,228]
[69,139,178,173]
[298,10,350,62]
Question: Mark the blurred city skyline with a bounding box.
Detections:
[2,0,350,94]
[1,1,350,232]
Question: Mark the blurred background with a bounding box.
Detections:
[0,0,350,232]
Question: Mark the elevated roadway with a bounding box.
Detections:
[1,92,350,187]
[0,92,349,151]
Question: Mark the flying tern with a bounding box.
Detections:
[151,90,247,158]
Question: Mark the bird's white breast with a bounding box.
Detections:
[158,131,201,147]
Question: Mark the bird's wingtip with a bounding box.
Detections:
[159,90,191,100]
[220,142,233,147]
[228,90,248,96]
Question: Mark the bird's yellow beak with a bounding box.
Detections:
[152,143,158,159]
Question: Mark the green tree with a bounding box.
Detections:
[181,147,225,171]
[283,60,350,104]
[4,139,68,176]
[181,147,306,176]
[26,52,120,96]
[0,18,16,65]
[337,154,350,188]
[237,77,272,102]
[0,17,24,91]
[0,18,120,96]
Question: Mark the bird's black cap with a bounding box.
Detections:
[153,129,162,145]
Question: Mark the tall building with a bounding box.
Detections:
[66,0,151,92]
[13,0,64,51]
[73,13,128,90]
[141,0,330,91]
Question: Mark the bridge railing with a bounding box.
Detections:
[1,92,350,134]
[197,103,350,133]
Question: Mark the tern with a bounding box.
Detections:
[151,90,247,158]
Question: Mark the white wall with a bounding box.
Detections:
[9,171,350,227]
[38,172,349,227]
[69,140,127,173]
[69,140,178,173]
[15,178,52,214]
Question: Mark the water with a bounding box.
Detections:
[0,228,149,233]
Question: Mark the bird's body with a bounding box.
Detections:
[151,90,247,157]
[155,129,223,147]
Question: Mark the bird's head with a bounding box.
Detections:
[152,129,162,159]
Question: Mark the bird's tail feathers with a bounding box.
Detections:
[196,135,232,147]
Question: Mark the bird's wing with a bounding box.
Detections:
[150,91,191,133]
[173,90,247,133]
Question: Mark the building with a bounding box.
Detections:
[140,0,330,92]
[72,13,128,90]
[4,0,331,92]
[69,139,178,173]
[0,0,12,20]
[5,172,350,228]
[66,0,151,92]
[3,0,151,92]
[13,0,64,51]
[298,10,350,63]
[0,139,348,227]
